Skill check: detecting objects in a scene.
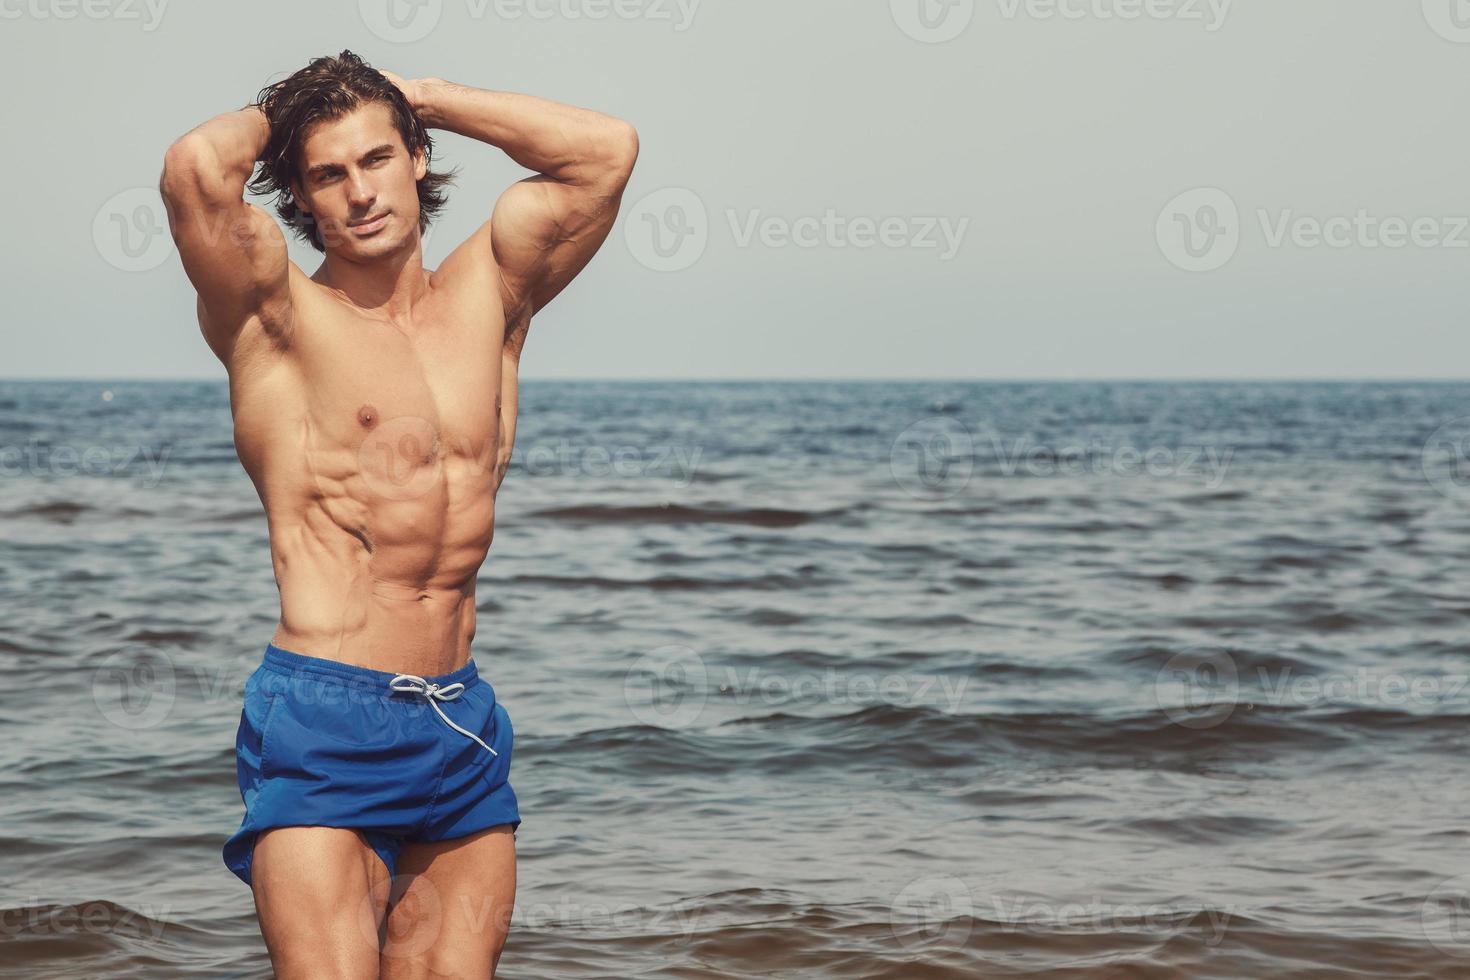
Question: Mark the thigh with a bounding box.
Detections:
[380,825,518,979]
[252,826,393,980]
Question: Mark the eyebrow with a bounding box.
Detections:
[305,144,397,179]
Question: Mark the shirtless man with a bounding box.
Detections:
[158,50,637,978]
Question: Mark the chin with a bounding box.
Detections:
[338,222,415,260]
[354,236,402,260]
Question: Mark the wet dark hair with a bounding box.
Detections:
[247,49,455,252]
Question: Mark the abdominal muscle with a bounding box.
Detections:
[231,342,501,679]
[267,498,492,679]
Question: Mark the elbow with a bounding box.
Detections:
[597,120,639,188]
[613,120,639,175]
[160,134,230,204]
[160,136,205,202]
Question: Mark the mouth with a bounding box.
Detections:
[348,211,390,236]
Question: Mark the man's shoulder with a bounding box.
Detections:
[431,221,500,289]
[427,227,510,321]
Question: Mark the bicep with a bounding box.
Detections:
[489,174,629,320]
[160,143,292,346]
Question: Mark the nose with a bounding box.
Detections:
[346,170,376,210]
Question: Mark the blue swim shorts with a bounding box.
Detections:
[223,643,520,886]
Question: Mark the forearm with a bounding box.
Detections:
[415,79,635,186]
[162,106,270,199]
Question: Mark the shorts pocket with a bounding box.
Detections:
[257,691,285,780]
[481,702,514,786]
[234,670,284,795]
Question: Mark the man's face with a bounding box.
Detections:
[291,101,427,260]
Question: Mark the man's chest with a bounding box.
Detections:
[292,309,504,470]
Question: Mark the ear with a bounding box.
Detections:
[412,145,427,182]
[289,180,312,219]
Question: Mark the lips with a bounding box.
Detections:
[348,212,390,234]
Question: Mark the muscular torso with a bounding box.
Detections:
[220,264,509,677]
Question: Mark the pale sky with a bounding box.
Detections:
[4,0,1470,379]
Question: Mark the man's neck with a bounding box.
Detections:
[314,236,430,325]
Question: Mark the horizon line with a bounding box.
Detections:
[4,376,1470,384]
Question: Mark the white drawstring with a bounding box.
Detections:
[388,674,499,757]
